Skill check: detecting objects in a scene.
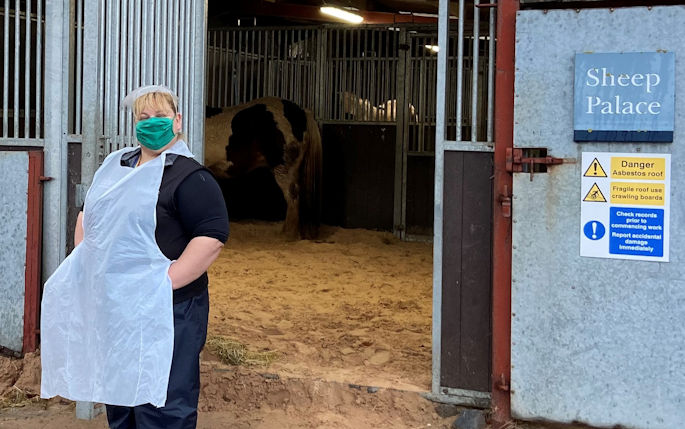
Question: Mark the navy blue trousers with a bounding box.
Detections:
[106,289,209,429]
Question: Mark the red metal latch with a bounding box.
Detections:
[506,148,564,181]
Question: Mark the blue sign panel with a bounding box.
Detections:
[574,52,674,142]
[609,207,664,257]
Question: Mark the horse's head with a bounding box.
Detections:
[224,137,268,178]
[341,91,357,115]
[408,103,419,122]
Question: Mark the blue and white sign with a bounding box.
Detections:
[580,152,670,262]
[583,220,605,241]
[574,52,675,142]
[609,207,664,257]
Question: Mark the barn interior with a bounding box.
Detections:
[202,0,492,393]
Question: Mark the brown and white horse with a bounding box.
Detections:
[205,98,322,240]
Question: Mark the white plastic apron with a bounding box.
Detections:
[41,140,194,407]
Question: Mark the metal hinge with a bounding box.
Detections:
[495,374,510,392]
[498,184,512,218]
[39,176,53,182]
[506,147,564,181]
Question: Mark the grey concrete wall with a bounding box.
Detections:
[0,151,29,353]
[511,7,685,429]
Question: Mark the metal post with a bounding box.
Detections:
[492,0,517,427]
[432,0,449,396]
[455,0,465,141]
[43,0,69,281]
[3,0,9,138]
[189,0,207,160]
[24,0,31,138]
[36,0,43,138]
[74,0,102,418]
[80,0,101,195]
[75,401,104,420]
[315,28,327,121]
[13,0,19,138]
[392,28,408,239]
[471,0,480,142]
[486,6,495,143]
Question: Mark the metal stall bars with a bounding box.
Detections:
[206,25,407,122]
[430,0,496,407]
[80,0,207,166]
[0,1,45,147]
[206,26,320,112]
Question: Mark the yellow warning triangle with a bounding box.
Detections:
[583,183,607,202]
[583,158,607,177]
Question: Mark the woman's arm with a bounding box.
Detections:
[168,236,224,290]
[74,211,85,247]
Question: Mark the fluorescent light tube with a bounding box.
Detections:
[320,6,364,24]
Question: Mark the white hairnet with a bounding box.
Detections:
[121,85,178,111]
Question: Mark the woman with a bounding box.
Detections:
[41,85,229,429]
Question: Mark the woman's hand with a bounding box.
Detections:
[74,211,85,247]
[167,236,224,289]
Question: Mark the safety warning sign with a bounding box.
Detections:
[583,183,607,202]
[583,158,608,177]
[580,152,670,261]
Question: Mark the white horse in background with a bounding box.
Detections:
[341,91,419,122]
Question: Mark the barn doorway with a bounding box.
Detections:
[202,18,441,393]
[202,1,495,401]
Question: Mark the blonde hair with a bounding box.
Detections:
[132,92,178,119]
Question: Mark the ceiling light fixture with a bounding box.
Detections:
[320,6,364,24]
[425,44,440,53]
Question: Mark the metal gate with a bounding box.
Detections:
[431,0,496,407]
[206,24,491,239]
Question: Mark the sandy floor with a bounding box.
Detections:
[207,221,434,392]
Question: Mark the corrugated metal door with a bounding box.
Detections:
[0,150,42,355]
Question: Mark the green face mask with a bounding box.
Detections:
[135,117,176,150]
